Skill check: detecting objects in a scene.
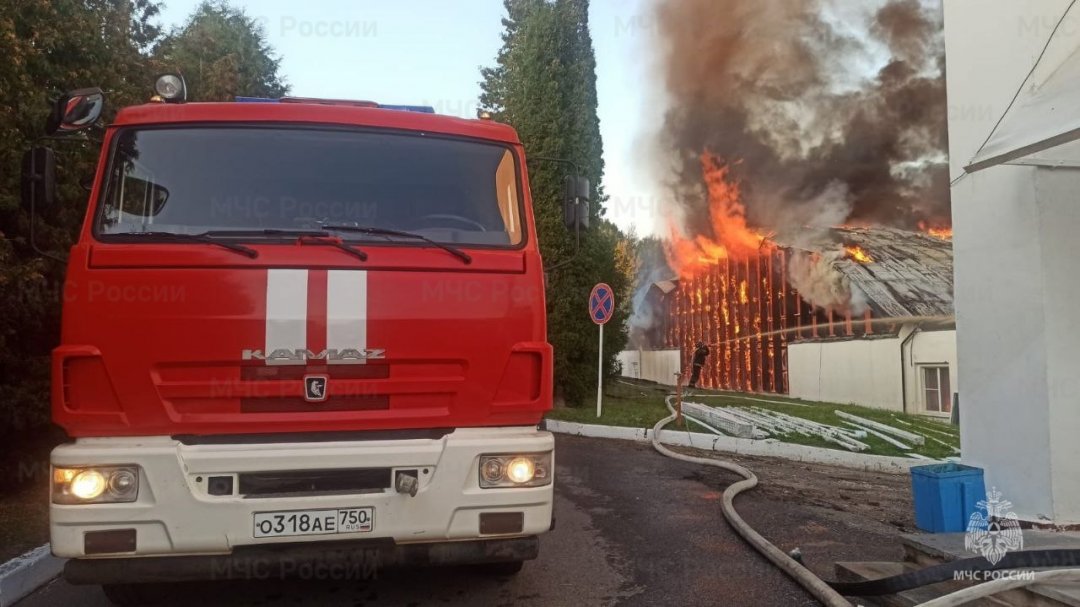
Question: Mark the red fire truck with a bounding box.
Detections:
[21,75,590,605]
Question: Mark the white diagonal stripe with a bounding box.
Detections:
[265,269,308,365]
[327,270,367,364]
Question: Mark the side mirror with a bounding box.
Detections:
[21,147,56,210]
[46,87,105,135]
[117,176,170,216]
[563,175,591,231]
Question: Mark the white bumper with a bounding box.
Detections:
[50,427,553,559]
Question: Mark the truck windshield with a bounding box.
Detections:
[96,126,524,247]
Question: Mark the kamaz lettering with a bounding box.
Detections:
[242,348,386,362]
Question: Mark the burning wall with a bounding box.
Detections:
[659,244,881,394]
[655,220,954,392]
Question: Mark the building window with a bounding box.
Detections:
[922,366,951,413]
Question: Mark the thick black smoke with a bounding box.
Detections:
[654,0,950,237]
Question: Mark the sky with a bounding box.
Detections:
[155,0,667,235]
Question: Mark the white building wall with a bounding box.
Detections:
[788,338,903,409]
[945,0,1080,522]
[1031,168,1080,519]
[787,329,957,413]
[616,349,681,386]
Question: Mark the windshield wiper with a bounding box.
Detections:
[109,231,258,258]
[296,235,368,261]
[318,225,472,264]
[205,229,368,261]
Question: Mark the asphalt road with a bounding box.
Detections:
[17,434,904,607]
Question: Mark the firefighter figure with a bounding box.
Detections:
[688,341,709,389]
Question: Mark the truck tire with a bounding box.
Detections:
[478,560,524,576]
[101,583,167,606]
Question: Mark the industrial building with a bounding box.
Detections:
[621,227,957,416]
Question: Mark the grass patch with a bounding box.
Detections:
[545,380,960,460]
[545,380,688,431]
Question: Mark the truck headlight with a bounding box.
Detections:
[53,466,139,504]
[506,457,535,483]
[478,453,551,488]
[70,470,107,499]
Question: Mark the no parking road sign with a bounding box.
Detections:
[589,283,614,325]
[589,283,615,418]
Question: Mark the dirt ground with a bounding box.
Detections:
[671,443,916,579]
[721,450,916,531]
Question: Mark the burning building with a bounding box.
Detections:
[644,225,956,415]
[619,0,957,416]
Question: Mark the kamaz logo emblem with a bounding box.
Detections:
[304,375,329,403]
[242,348,386,362]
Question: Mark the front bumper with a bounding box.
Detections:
[64,536,538,584]
[51,426,553,560]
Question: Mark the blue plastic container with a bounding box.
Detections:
[910,463,985,533]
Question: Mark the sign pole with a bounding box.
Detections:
[597,323,604,418]
[588,282,614,420]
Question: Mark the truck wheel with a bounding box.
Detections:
[101,583,166,606]
[478,560,524,576]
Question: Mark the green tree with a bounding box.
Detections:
[0,0,163,437]
[480,0,633,406]
[154,0,288,101]
[0,0,289,438]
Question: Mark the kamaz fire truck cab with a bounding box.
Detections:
[22,76,590,605]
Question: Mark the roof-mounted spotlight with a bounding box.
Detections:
[153,73,187,103]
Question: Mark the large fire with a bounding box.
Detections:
[664,153,773,278]
[662,154,788,392]
[661,152,878,393]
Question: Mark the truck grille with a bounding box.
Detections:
[240,395,389,413]
[240,365,390,381]
[239,468,392,498]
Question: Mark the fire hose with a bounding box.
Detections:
[654,394,852,607]
[652,393,1080,605]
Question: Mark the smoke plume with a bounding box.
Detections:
[787,250,869,315]
[653,0,949,238]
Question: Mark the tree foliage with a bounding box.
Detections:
[0,0,628,440]
[153,1,287,101]
[480,0,634,406]
[0,0,164,438]
[0,0,283,437]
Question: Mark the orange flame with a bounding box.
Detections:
[917,221,953,240]
[664,153,774,278]
[846,246,873,263]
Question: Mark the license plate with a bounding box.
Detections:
[253,507,374,538]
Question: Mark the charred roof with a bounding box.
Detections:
[652,226,955,321]
[823,227,954,319]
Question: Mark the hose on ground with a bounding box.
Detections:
[829,549,1080,595]
[918,569,1080,607]
[654,393,1080,606]
[653,395,853,607]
